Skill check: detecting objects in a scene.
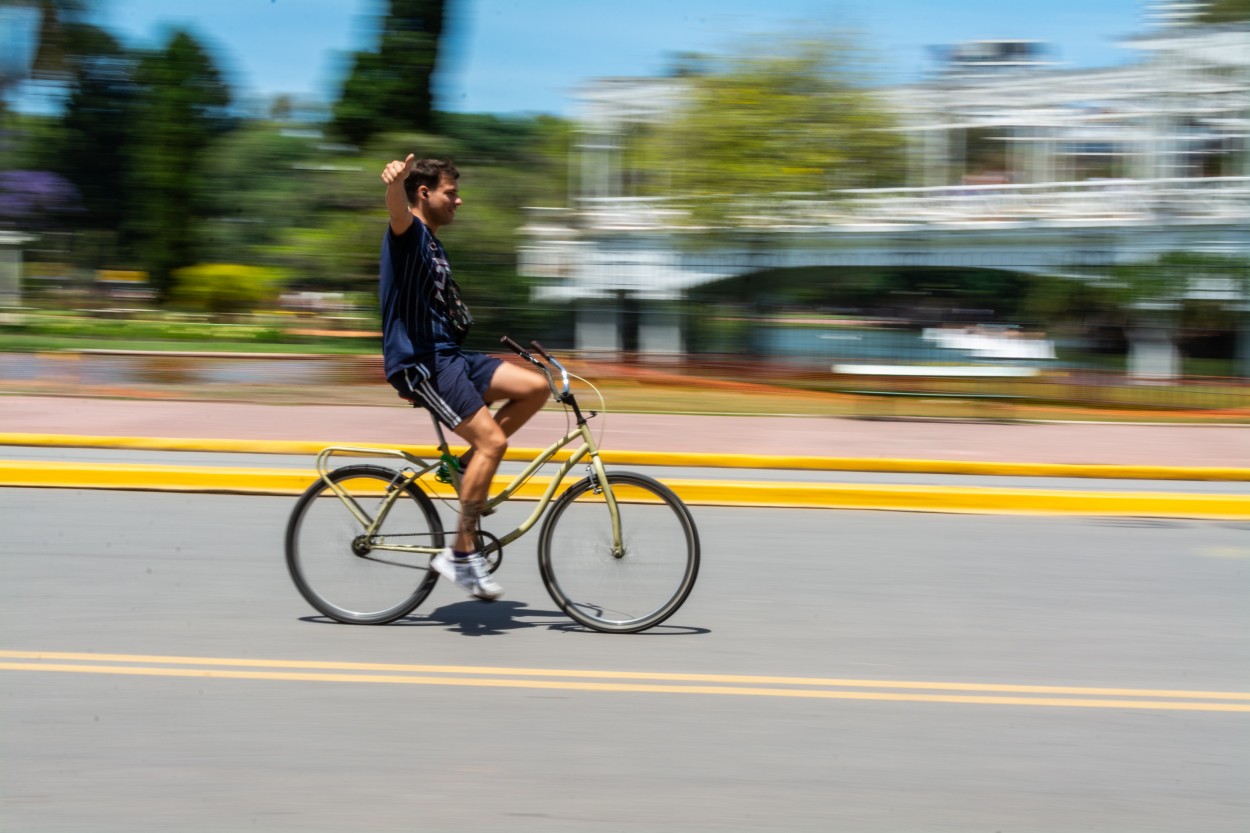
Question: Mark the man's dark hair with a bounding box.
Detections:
[404,158,459,204]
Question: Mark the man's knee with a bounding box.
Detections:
[473,425,508,459]
[516,367,548,399]
[525,375,548,401]
[456,409,507,456]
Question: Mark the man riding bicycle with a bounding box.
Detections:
[378,154,548,600]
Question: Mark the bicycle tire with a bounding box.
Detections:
[285,464,443,624]
[538,471,700,633]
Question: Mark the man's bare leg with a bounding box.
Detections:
[427,407,507,599]
[458,361,549,471]
[486,361,550,438]
[450,406,508,553]
[430,364,546,599]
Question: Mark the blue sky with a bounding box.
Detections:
[19,0,1152,115]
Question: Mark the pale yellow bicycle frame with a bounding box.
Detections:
[311,413,624,560]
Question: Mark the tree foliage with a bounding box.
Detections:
[1200,0,1250,23]
[636,34,906,222]
[200,122,322,258]
[1107,252,1247,308]
[127,29,232,298]
[331,0,448,147]
[0,169,78,231]
[49,23,138,246]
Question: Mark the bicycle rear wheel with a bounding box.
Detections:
[285,465,443,624]
[538,471,699,633]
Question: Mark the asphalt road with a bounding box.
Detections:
[3,489,1249,832]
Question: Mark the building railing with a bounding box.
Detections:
[535,176,1250,232]
[808,176,1250,228]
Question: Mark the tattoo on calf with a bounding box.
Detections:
[458,499,485,541]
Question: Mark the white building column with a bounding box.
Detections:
[1126,303,1182,380]
[637,303,684,361]
[575,302,622,357]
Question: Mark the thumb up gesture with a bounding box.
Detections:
[381,153,414,186]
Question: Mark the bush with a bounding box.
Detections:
[169,263,285,316]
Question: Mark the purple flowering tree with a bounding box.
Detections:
[0,169,80,232]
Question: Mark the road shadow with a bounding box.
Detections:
[409,599,566,636]
[301,599,709,637]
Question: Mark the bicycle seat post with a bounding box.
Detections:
[429,412,452,457]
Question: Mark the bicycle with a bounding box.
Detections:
[284,337,701,633]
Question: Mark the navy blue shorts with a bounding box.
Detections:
[388,352,503,430]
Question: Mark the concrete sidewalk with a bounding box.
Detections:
[1,394,1246,467]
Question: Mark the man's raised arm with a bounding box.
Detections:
[380,153,415,236]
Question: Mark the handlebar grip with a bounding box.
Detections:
[499,335,526,356]
[529,340,554,361]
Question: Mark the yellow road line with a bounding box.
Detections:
[2,652,1248,712]
[1,432,1243,481]
[4,650,1249,700]
[1,460,1247,517]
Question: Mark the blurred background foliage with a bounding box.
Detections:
[0,1,583,350]
[635,35,907,219]
[0,0,1246,398]
[1203,0,1250,23]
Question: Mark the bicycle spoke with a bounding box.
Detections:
[539,472,699,633]
[286,466,443,624]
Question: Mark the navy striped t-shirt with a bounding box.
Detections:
[379,216,467,379]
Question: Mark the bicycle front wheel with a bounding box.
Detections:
[285,465,443,624]
[538,471,700,633]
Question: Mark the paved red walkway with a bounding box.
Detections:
[1,395,1246,467]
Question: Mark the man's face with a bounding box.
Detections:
[421,175,461,228]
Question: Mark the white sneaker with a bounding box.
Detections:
[431,548,504,600]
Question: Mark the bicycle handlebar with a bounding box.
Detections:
[500,335,569,398]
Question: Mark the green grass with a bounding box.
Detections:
[1,310,378,353]
[0,333,373,354]
[0,309,378,354]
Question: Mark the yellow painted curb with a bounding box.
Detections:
[0,433,1244,481]
[0,461,545,501]
[672,479,1250,518]
[2,461,1247,519]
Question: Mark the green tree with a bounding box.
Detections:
[331,0,448,147]
[127,29,232,299]
[1199,0,1250,23]
[1100,252,1248,313]
[1094,252,1249,376]
[47,22,138,264]
[201,121,322,261]
[636,34,906,223]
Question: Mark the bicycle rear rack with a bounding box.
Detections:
[315,446,437,482]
